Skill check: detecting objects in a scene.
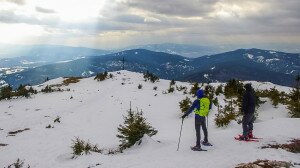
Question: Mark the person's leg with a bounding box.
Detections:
[195,117,201,147]
[248,113,255,137]
[200,116,208,143]
[242,114,249,137]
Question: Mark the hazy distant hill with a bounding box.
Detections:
[0,44,109,68]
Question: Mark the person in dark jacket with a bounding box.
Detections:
[182,89,211,150]
[239,83,256,140]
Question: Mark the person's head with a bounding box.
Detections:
[244,83,252,91]
[196,89,204,98]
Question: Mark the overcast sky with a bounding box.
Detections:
[0,0,299,52]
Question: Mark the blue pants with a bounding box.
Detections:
[242,113,255,136]
[195,116,208,146]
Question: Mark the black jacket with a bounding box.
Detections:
[242,85,255,114]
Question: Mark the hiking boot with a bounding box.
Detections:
[248,131,253,138]
[239,135,249,141]
[191,145,202,151]
[202,141,212,146]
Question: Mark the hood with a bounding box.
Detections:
[244,83,252,92]
[196,89,204,99]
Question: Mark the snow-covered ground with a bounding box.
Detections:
[0,70,299,168]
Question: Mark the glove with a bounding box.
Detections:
[181,114,187,119]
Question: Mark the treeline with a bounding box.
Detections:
[0,84,37,100]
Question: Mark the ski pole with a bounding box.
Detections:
[177,118,184,151]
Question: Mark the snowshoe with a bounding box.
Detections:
[190,146,207,151]
[201,141,213,146]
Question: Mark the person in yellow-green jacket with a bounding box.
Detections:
[182,89,212,151]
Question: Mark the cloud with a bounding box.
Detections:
[0,0,299,51]
[0,0,25,5]
[35,7,56,14]
[120,0,218,17]
[0,10,59,25]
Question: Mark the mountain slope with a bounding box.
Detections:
[1,48,299,88]
[0,71,299,168]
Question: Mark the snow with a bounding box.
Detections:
[246,53,254,59]
[0,70,299,168]
[21,60,36,65]
[211,66,215,70]
[256,56,264,63]
[266,58,280,63]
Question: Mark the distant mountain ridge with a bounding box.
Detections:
[0,44,110,68]
[1,48,299,88]
[122,43,226,58]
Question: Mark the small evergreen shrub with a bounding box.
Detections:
[167,86,175,93]
[0,85,13,100]
[153,86,158,90]
[117,104,157,151]
[215,85,223,96]
[287,76,300,118]
[15,85,30,98]
[54,116,61,123]
[204,85,215,103]
[215,100,238,127]
[138,84,143,89]
[71,137,102,158]
[94,71,108,81]
[6,158,30,168]
[224,79,244,99]
[41,85,53,93]
[170,79,176,86]
[179,97,192,113]
[143,71,159,83]
[45,124,53,129]
[176,85,187,92]
[189,82,200,97]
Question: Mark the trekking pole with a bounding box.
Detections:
[177,118,184,151]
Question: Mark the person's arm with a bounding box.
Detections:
[182,99,198,118]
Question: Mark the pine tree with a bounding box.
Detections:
[94,71,108,81]
[117,103,157,150]
[215,85,223,96]
[269,87,280,107]
[287,75,300,118]
[143,71,159,83]
[224,79,244,99]
[16,84,30,98]
[190,82,199,97]
[0,85,13,100]
[204,85,215,104]
[179,97,192,113]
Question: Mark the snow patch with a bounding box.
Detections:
[211,66,215,70]
[266,58,280,63]
[21,60,35,65]
[246,53,254,59]
[256,56,264,63]
[184,59,190,62]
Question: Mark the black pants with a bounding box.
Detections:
[195,116,208,146]
[242,113,255,136]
